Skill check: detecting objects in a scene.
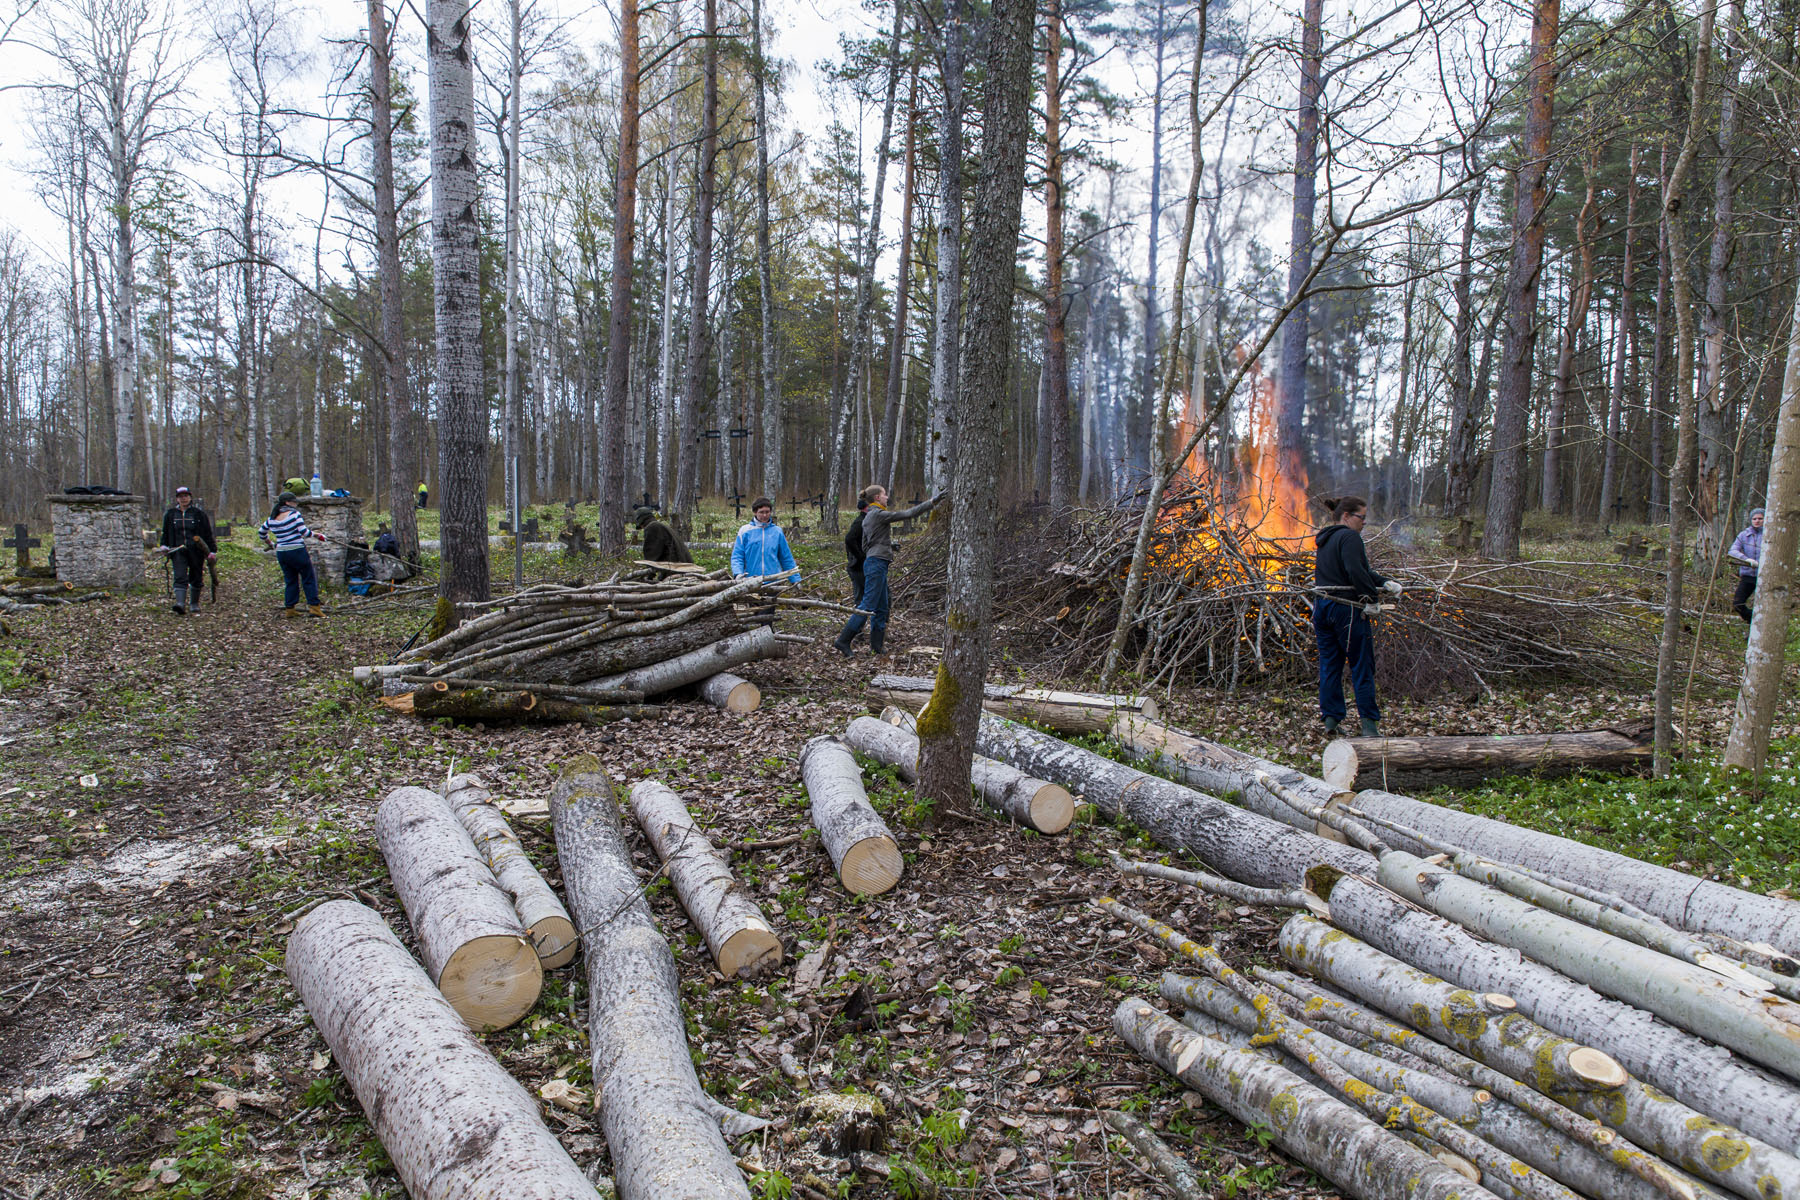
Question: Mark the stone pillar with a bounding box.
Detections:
[45,494,148,587]
[292,495,364,587]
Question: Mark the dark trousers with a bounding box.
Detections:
[171,549,205,601]
[278,547,321,608]
[848,566,865,609]
[1313,596,1380,724]
[1734,573,1757,623]
[838,557,890,653]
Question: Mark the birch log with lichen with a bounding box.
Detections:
[798,735,902,895]
[842,715,1073,833]
[588,626,787,697]
[443,774,578,969]
[1113,999,1497,1200]
[284,901,600,1200]
[626,780,781,978]
[1108,714,1348,833]
[1282,910,1800,1200]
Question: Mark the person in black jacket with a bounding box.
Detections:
[159,486,217,615]
[1312,496,1401,736]
[635,507,693,564]
[844,498,869,609]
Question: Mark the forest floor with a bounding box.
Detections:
[2,507,1799,1200]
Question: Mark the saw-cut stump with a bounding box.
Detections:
[443,774,578,969]
[1321,727,1654,791]
[698,673,760,713]
[866,673,1156,735]
[627,780,782,978]
[842,715,1073,834]
[590,626,787,698]
[374,786,542,1031]
[795,1092,888,1156]
[799,735,901,896]
[549,757,751,1200]
[283,901,598,1200]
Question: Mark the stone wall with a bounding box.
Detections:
[46,495,147,588]
[293,495,364,587]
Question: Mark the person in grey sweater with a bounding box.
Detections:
[833,485,944,657]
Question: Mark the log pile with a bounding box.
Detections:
[1042,713,1800,1200]
[0,579,111,613]
[356,568,835,724]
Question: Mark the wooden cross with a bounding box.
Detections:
[499,517,540,540]
[5,523,41,571]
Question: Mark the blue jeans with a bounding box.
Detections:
[278,547,321,608]
[1313,596,1379,724]
[839,557,890,652]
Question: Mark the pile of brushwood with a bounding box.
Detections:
[353,565,839,725]
[0,579,111,615]
[897,484,1679,698]
[964,710,1800,1200]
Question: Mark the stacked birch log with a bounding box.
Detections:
[968,711,1800,1200]
[355,569,826,724]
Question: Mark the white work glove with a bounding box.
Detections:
[1382,580,1404,597]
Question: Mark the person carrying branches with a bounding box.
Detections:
[158,486,216,616]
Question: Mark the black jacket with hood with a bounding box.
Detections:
[1313,523,1388,602]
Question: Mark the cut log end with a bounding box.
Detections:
[438,934,544,1032]
[529,916,579,970]
[1321,740,1358,791]
[839,836,903,896]
[1566,1045,1628,1089]
[1028,783,1076,835]
[718,924,784,978]
[719,680,760,713]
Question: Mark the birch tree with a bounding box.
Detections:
[366,0,419,560]
[751,0,779,498]
[599,0,639,556]
[672,0,717,533]
[927,0,965,497]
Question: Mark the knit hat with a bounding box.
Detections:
[634,507,656,528]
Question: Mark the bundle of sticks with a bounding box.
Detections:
[355,567,849,724]
[0,579,111,613]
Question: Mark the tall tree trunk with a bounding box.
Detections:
[751,0,779,499]
[1598,144,1640,527]
[600,0,640,556]
[1543,155,1597,516]
[673,0,717,535]
[654,91,679,506]
[1274,0,1323,467]
[915,0,1036,811]
[1482,0,1561,559]
[430,0,490,605]
[1654,0,1716,776]
[927,0,966,497]
[1696,0,1744,562]
[1442,181,1483,517]
[1043,0,1072,507]
[878,65,919,488]
[1724,241,1800,773]
[1138,0,1169,480]
[109,134,138,494]
[825,0,905,532]
[503,0,525,587]
[1649,138,1673,521]
[368,0,419,561]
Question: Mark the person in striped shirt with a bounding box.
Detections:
[258,492,328,617]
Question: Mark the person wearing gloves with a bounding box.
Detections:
[730,498,799,583]
[1312,496,1399,737]
[159,486,217,615]
[833,485,944,658]
[1728,507,1766,623]
[258,491,329,618]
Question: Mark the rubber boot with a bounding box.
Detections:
[832,631,854,657]
[308,604,325,619]
[1323,716,1339,735]
[1360,717,1379,738]
[170,587,186,615]
[188,585,203,611]
[869,626,885,657]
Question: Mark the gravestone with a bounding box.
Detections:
[45,494,145,587]
[6,523,42,572]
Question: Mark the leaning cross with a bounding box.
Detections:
[5,523,41,572]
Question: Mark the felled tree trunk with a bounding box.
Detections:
[548,756,750,1200]
[1286,896,1800,1194]
[374,786,542,1031]
[284,901,597,1199]
[443,774,577,969]
[843,715,1073,834]
[1375,849,1800,1085]
[1108,714,1349,836]
[1113,999,1494,1200]
[590,626,786,697]
[798,735,902,896]
[507,612,745,685]
[975,714,1373,889]
[698,673,760,714]
[627,780,782,978]
[1343,786,1800,962]
[1322,728,1653,792]
[870,673,1157,734]
[386,686,662,727]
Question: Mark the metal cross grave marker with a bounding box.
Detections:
[6,523,41,572]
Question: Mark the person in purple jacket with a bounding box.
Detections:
[1728,508,1765,623]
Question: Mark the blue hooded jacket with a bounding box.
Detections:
[730,518,799,582]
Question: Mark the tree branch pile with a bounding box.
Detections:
[895,489,1696,698]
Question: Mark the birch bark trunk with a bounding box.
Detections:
[587,625,786,696]
[926,0,965,496]
[844,714,1073,833]
[443,774,578,969]
[599,0,640,556]
[1599,146,1641,526]
[799,734,902,895]
[1696,0,1746,562]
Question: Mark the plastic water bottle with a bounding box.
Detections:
[310,472,323,497]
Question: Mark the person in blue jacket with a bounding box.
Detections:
[730,498,800,584]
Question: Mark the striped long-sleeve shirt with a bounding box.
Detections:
[259,509,320,551]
